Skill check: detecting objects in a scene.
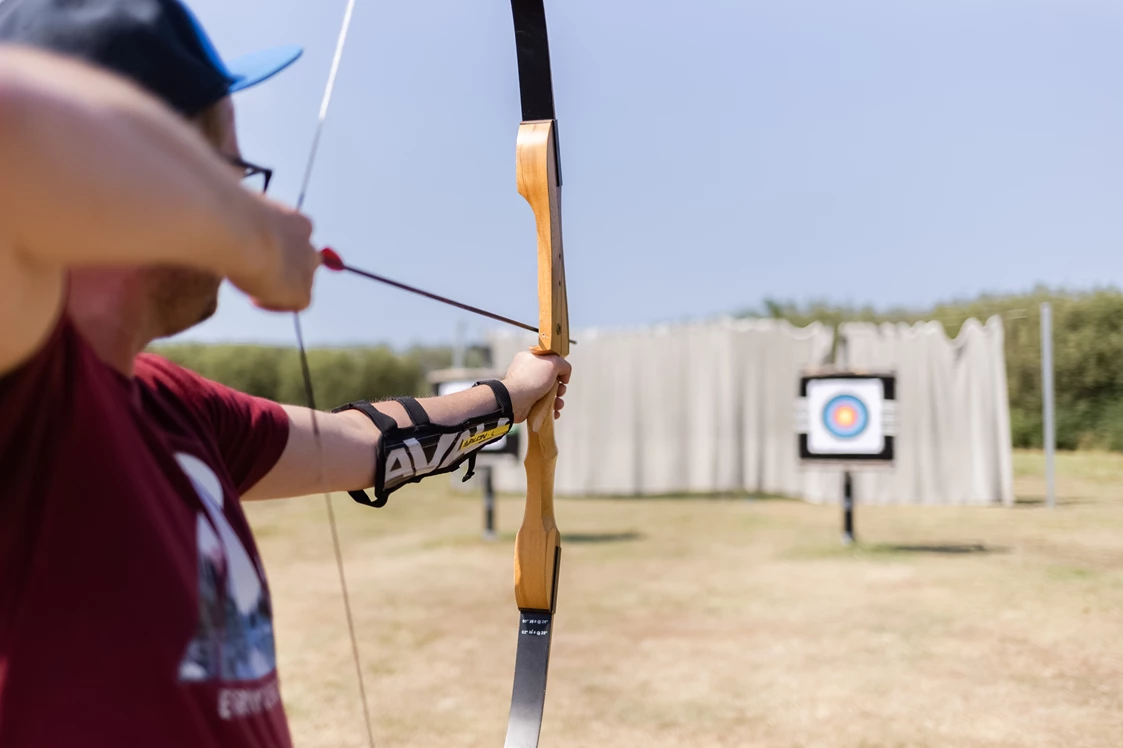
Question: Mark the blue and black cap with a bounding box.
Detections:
[0,0,301,117]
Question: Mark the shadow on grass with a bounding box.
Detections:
[866,542,1008,555]
[571,492,799,503]
[434,531,643,547]
[1014,496,1091,508]
[742,492,801,502]
[564,531,644,545]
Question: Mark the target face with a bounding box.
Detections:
[802,377,889,458]
[822,394,869,439]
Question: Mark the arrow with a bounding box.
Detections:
[320,247,575,344]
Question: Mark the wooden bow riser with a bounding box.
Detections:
[513,119,567,614]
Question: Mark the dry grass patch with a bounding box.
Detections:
[249,450,1123,747]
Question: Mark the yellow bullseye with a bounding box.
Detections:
[835,407,856,427]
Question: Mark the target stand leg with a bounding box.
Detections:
[841,470,855,546]
[482,466,497,541]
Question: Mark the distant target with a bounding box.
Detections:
[822,394,869,439]
[798,374,894,461]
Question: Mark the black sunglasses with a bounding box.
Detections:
[225,155,273,194]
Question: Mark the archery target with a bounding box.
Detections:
[805,378,886,456]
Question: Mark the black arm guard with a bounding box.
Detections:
[332,380,515,508]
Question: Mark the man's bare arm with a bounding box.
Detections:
[244,384,508,501]
[0,47,307,374]
[244,351,573,501]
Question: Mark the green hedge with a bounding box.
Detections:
[151,341,493,410]
[152,344,425,408]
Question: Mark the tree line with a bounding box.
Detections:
[152,343,490,411]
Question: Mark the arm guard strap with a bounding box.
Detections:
[331,380,514,508]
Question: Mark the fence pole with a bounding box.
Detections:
[1040,302,1056,509]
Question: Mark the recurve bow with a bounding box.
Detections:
[291,2,571,745]
[504,1,569,746]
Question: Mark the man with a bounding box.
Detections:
[0,0,571,745]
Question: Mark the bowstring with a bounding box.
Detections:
[291,1,375,747]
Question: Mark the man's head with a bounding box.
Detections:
[143,96,243,336]
[0,0,301,337]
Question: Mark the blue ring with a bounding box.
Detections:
[822,394,869,439]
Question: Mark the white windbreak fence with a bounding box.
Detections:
[811,317,1015,507]
[486,316,1013,505]
[488,319,835,497]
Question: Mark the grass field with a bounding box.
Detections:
[247,450,1123,747]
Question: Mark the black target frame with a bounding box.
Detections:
[797,372,897,463]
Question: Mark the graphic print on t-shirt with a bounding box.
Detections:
[174,453,277,683]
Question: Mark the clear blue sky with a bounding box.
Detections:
[185,0,1123,349]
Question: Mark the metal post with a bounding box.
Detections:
[1041,303,1056,509]
[841,470,855,546]
[482,465,497,541]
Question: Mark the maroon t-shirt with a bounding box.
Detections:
[0,315,294,747]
